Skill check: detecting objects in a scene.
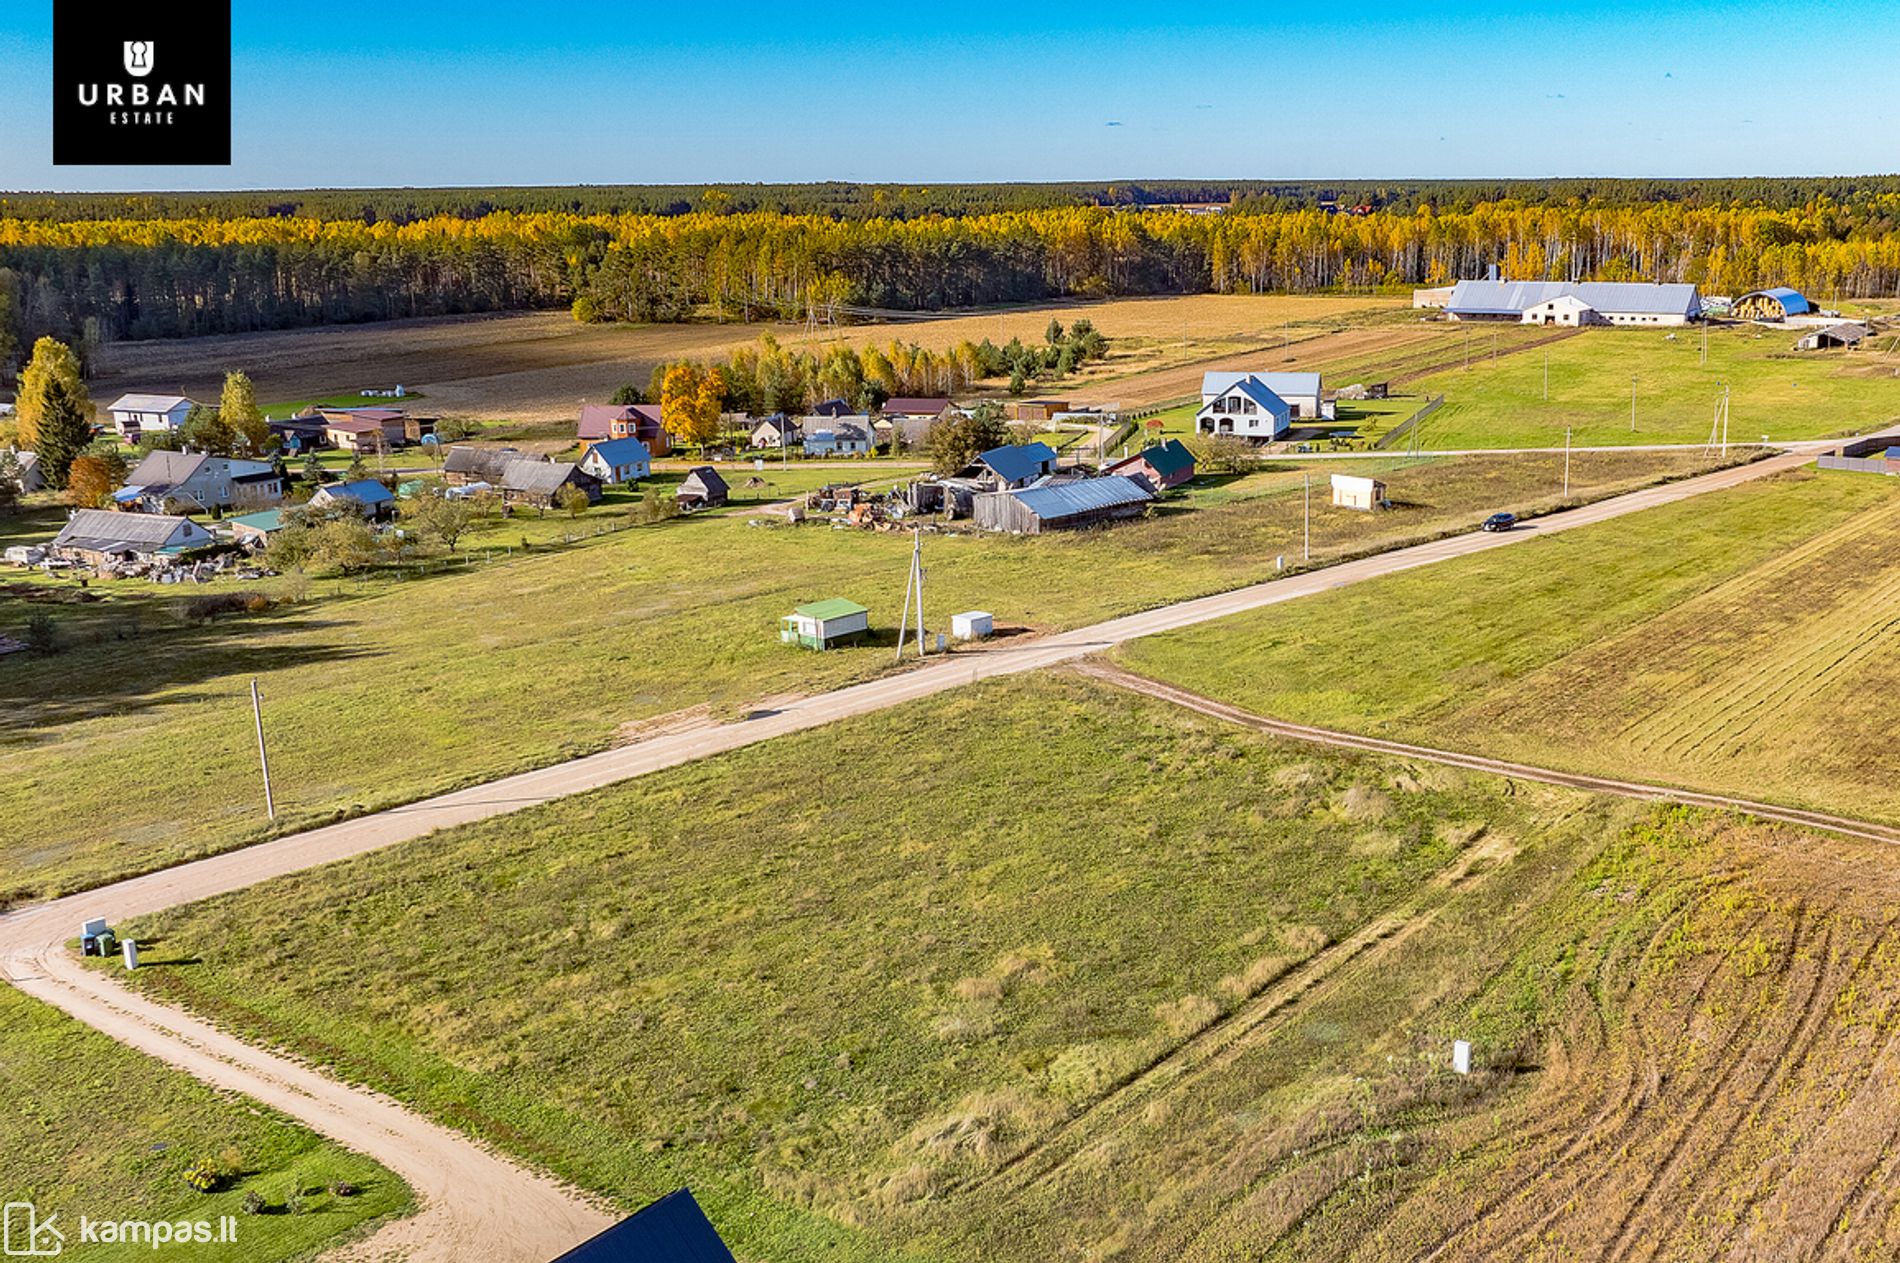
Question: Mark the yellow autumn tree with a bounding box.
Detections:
[15,336,90,450]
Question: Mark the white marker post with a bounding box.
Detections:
[1452,1039,1472,1075]
[122,939,140,970]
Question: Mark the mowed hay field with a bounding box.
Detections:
[0,985,410,1262]
[107,675,1900,1260]
[1120,467,1900,823]
[88,294,1416,425]
[1409,321,1900,448]
[0,448,1730,903]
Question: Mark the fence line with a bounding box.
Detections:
[1375,395,1446,451]
[1818,454,1899,475]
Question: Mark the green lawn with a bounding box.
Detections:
[260,392,424,416]
[0,986,408,1263]
[106,674,1645,1262]
[0,448,1735,902]
[1410,323,1900,448]
[1118,466,1900,823]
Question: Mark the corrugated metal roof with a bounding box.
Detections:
[499,461,584,495]
[1739,286,1812,315]
[228,509,284,532]
[127,450,207,486]
[583,437,650,465]
[1202,371,1322,399]
[977,442,1057,484]
[53,509,203,550]
[322,478,396,505]
[795,598,868,620]
[1445,280,1702,317]
[107,393,196,413]
[549,1189,735,1263]
[1011,475,1154,520]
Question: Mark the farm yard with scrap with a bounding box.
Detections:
[6,167,1900,1263]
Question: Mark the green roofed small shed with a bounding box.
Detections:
[781,598,870,650]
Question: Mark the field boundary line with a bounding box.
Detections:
[1075,662,1900,846]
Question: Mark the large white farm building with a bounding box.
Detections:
[1443,280,1703,327]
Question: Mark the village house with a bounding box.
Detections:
[4,450,43,494]
[868,414,931,451]
[1202,371,1325,423]
[1105,438,1196,491]
[105,393,199,441]
[1197,377,1292,442]
[972,475,1154,535]
[809,398,855,418]
[267,414,330,451]
[51,508,213,567]
[319,408,420,453]
[499,459,601,509]
[676,466,729,510]
[803,420,874,457]
[956,442,1059,489]
[879,397,955,424]
[310,478,397,520]
[118,450,283,514]
[750,415,801,449]
[442,446,519,486]
[578,436,651,485]
[578,403,672,455]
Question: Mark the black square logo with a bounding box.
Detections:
[53,2,231,165]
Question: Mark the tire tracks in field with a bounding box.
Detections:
[972,831,1514,1202]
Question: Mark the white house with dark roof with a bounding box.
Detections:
[106,393,199,439]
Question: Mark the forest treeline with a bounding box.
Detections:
[4,188,1900,374]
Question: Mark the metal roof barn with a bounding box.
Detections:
[972,475,1154,534]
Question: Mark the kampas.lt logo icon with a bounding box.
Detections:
[2,1203,63,1257]
[123,41,154,78]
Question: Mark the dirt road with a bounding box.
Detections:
[0,439,1853,1262]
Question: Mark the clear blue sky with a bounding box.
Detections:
[3,0,1895,191]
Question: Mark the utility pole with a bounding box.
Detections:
[250,678,275,820]
[1303,472,1311,562]
[1563,427,1572,499]
[1721,385,1731,456]
[895,528,926,662]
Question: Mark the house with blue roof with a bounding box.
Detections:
[1197,375,1293,441]
[958,442,1058,489]
[578,436,652,484]
[310,478,397,520]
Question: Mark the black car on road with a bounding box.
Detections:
[1481,512,1518,532]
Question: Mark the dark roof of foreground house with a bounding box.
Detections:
[548,1188,735,1263]
[52,509,204,554]
[500,460,589,496]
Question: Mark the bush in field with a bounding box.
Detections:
[557,485,591,519]
[183,1159,223,1193]
[241,1190,266,1216]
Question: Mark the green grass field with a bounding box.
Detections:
[1410,323,1900,448]
[0,986,408,1262]
[104,673,1900,1258]
[1118,466,1900,823]
[103,674,1641,1261]
[0,448,1730,902]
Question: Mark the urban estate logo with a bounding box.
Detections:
[54,3,231,165]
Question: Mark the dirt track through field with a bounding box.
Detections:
[0,437,1875,1261]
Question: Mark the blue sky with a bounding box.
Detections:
[3,0,1896,191]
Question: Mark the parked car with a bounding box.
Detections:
[1481,512,1518,532]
